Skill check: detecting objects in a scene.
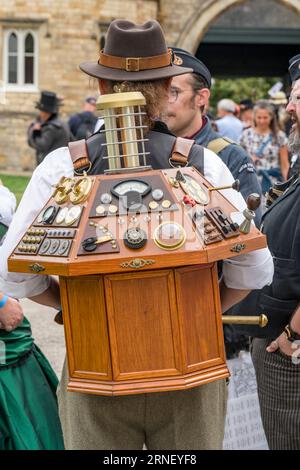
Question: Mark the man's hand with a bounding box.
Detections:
[32,123,42,131]
[267,331,300,357]
[0,297,24,332]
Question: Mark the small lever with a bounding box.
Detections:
[207,179,240,192]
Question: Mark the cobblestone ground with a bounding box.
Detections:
[20,298,65,378]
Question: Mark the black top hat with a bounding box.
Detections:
[171,47,211,89]
[289,54,300,83]
[80,19,192,82]
[35,91,63,114]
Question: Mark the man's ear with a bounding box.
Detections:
[195,88,210,108]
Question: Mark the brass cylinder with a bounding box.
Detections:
[222,314,268,328]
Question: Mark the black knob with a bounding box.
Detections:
[247,193,261,211]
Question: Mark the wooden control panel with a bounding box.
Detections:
[8,167,266,276]
[7,167,266,396]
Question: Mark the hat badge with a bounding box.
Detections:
[174,54,183,66]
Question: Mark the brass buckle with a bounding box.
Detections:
[126,57,140,72]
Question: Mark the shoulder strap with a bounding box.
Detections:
[68,139,91,173]
[169,137,195,167]
[207,137,234,155]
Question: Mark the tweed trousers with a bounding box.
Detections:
[57,359,227,450]
[251,338,300,450]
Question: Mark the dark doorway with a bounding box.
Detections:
[196,27,300,79]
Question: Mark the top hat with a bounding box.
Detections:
[171,47,211,88]
[35,91,63,113]
[289,54,300,83]
[80,19,192,82]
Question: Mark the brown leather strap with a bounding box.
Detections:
[68,140,90,172]
[98,49,172,72]
[170,137,195,167]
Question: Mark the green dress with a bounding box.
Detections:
[0,317,64,450]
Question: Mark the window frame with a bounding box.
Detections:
[3,29,39,92]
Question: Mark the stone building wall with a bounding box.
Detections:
[1,0,300,170]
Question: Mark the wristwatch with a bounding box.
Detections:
[284,324,300,342]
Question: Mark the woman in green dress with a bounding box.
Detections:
[0,183,64,450]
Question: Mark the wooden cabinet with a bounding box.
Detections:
[60,263,228,396]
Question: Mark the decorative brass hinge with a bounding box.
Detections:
[230,243,246,253]
[29,263,46,273]
[120,259,155,269]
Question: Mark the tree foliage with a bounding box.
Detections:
[209,77,281,113]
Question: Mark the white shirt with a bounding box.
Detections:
[0,185,16,228]
[0,146,273,298]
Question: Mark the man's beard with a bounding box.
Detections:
[288,119,300,155]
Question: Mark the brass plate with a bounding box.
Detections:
[180,174,209,205]
[69,177,93,204]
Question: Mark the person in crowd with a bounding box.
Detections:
[239,100,289,195]
[269,91,292,136]
[28,91,71,166]
[164,48,264,358]
[0,182,64,450]
[68,96,98,140]
[0,19,273,450]
[239,99,254,130]
[229,54,300,450]
[165,48,262,228]
[215,98,244,142]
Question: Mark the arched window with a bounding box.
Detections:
[24,33,34,84]
[4,30,38,89]
[8,32,18,84]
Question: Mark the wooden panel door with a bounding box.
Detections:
[104,270,183,380]
[61,276,112,380]
[175,264,225,373]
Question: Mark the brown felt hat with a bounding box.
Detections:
[79,19,192,82]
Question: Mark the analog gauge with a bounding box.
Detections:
[154,222,186,251]
[57,240,71,256]
[64,206,82,226]
[111,179,151,198]
[55,207,69,225]
[49,239,60,255]
[39,239,51,255]
[180,174,209,205]
[41,206,57,225]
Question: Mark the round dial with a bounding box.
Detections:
[154,222,186,251]
[180,174,209,205]
[55,207,69,225]
[42,206,57,225]
[111,179,151,198]
[65,206,82,226]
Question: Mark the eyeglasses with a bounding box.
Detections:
[288,93,300,105]
[168,87,194,104]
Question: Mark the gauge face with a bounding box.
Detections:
[180,174,209,205]
[65,206,82,226]
[111,179,151,198]
[154,222,186,250]
[42,206,57,224]
[55,207,69,225]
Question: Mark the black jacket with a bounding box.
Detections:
[28,115,71,165]
[229,177,300,339]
